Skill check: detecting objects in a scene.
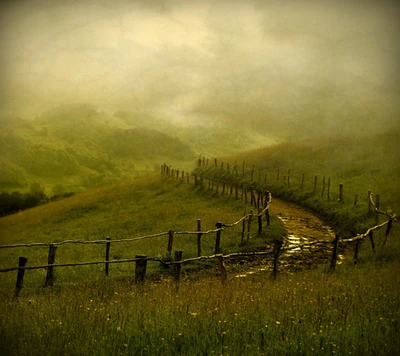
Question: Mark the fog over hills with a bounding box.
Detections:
[1,0,399,141]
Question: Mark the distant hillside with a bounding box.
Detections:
[0,103,275,194]
[221,130,400,210]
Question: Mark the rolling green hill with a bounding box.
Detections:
[0,103,275,195]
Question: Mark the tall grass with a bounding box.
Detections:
[1,133,399,355]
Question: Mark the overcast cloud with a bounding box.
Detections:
[0,0,399,139]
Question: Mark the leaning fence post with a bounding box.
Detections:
[216,254,228,285]
[313,175,318,194]
[135,255,147,284]
[215,222,223,254]
[14,256,28,298]
[241,211,246,245]
[197,219,202,257]
[167,230,174,257]
[272,240,282,278]
[257,208,262,237]
[45,244,58,286]
[384,217,393,246]
[375,194,380,224]
[339,183,344,203]
[327,178,331,202]
[354,240,361,265]
[247,210,253,243]
[369,230,375,253]
[329,235,340,272]
[105,237,111,276]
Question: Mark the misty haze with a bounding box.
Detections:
[1,1,400,355]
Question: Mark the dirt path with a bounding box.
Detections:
[232,198,337,278]
[271,198,335,242]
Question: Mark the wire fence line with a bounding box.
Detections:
[2,164,396,298]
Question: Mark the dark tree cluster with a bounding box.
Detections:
[0,191,74,217]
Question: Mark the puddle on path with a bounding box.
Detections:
[234,199,342,278]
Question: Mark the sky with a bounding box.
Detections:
[0,0,399,139]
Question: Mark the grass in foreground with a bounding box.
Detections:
[1,228,399,355]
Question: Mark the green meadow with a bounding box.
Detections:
[1,133,399,355]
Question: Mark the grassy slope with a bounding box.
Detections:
[0,132,399,355]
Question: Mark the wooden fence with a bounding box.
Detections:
[1,165,396,298]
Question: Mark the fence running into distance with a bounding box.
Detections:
[0,163,396,298]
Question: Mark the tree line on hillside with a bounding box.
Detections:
[0,190,74,217]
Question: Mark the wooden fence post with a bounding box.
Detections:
[272,240,282,278]
[104,238,111,277]
[257,208,262,237]
[45,244,58,286]
[215,222,223,254]
[241,211,246,245]
[354,240,361,265]
[216,255,227,285]
[313,175,318,194]
[384,217,393,246]
[14,256,28,298]
[369,230,375,253]
[329,235,340,272]
[135,255,147,284]
[375,194,380,224]
[339,183,344,203]
[354,194,358,206]
[247,210,253,243]
[167,230,174,257]
[327,178,331,202]
[368,190,372,215]
[197,219,202,257]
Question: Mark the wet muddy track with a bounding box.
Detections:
[230,198,340,277]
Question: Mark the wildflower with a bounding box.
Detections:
[276,321,281,325]
[117,327,121,332]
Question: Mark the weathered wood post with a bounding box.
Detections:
[257,208,262,237]
[272,240,282,278]
[14,256,28,298]
[368,190,372,215]
[247,210,253,243]
[265,205,270,227]
[354,239,361,265]
[197,219,202,257]
[375,194,380,224]
[45,244,58,286]
[214,158,217,167]
[167,230,174,257]
[104,238,111,277]
[241,211,246,245]
[216,255,227,285]
[369,230,375,253]
[329,235,340,272]
[354,194,358,206]
[384,217,393,246]
[327,178,331,202]
[135,255,147,284]
[214,222,223,254]
[313,175,318,194]
[339,183,344,203]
